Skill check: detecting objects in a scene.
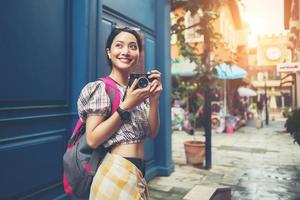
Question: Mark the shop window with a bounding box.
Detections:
[184,11,204,43]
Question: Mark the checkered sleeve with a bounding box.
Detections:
[77,80,111,122]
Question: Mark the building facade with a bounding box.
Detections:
[284,0,300,108]
[170,0,249,113]
[249,34,293,110]
[171,0,248,66]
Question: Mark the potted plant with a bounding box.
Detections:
[183,110,206,166]
[285,108,300,145]
[172,79,206,165]
[178,94,207,166]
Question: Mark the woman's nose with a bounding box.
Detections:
[121,47,130,55]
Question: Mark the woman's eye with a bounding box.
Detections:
[115,43,123,48]
[129,44,138,50]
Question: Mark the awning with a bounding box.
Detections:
[171,58,197,77]
[238,87,257,97]
[214,64,247,79]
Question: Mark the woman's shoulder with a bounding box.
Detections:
[77,79,111,121]
[81,79,105,93]
[78,79,108,102]
[84,79,105,88]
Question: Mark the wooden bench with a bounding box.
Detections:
[183,185,231,200]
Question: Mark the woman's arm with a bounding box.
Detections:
[85,113,122,149]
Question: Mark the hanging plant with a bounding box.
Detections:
[285,108,300,145]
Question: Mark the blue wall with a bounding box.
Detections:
[0,0,172,199]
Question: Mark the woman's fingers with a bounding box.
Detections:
[149,81,163,96]
[150,81,159,93]
[148,71,161,81]
[128,79,138,91]
[149,70,161,75]
[128,84,150,101]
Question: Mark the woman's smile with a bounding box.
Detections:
[118,57,132,64]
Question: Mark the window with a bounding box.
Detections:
[184,11,204,43]
[257,72,265,81]
[170,13,177,44]
[268,71,280,80]
[252,74,257,81]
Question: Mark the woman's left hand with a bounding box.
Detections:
[148,70,163,102]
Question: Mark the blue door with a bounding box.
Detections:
[0,0,172,199]
[0,1,72,199]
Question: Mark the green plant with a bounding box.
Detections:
[285,108,300,145]
[171,0,225,83]
[172,76,199,111]
[282,107,291,118]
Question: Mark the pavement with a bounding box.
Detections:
[148,115,300,200]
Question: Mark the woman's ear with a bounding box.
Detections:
[106,48,111,59]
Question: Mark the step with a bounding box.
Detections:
[183,185,231,200]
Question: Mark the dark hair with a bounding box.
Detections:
[105,27,142,67]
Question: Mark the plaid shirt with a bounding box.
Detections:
[77,80,150,148]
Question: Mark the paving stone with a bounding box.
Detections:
[148,184,173,192]
[148,118,300,200]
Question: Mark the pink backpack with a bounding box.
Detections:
[63,77,120,199]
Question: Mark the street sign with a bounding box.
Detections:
[277,62,300,73]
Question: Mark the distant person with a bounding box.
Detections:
[257,97,264,117]
[238,96,249,120]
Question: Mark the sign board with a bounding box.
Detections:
[277,62,300,73]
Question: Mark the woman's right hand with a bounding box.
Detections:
[119,78,150,110]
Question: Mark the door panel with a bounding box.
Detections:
[144,37,156,72]
[103,0,155,30]
[97,18,114,77]
[0,0,71,199]
[1,131,64,198]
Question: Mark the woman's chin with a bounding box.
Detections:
[116,63,135,70]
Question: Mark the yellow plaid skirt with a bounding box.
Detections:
[89,153,149,200]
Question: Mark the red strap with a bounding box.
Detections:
[71,119,83,137]
[100,77,121,114]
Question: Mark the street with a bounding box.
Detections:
[148,117,300,200]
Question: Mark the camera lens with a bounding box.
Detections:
[137,77,149,88]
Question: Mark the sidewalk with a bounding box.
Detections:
[148,118,300,200]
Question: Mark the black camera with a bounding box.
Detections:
[127,73,154,89]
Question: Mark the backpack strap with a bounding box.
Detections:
[100,76,121,114]
[71,119,84,138]
[89,77,121,174]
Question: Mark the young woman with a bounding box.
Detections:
[77,27,162,199]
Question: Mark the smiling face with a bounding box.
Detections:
[107,31,140,72]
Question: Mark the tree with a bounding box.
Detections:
[170,0,227,169]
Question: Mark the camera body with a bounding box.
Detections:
[128,73,154,89]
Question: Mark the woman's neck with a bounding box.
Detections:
[109,69,129,87]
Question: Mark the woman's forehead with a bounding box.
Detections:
[113,31,137,43]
